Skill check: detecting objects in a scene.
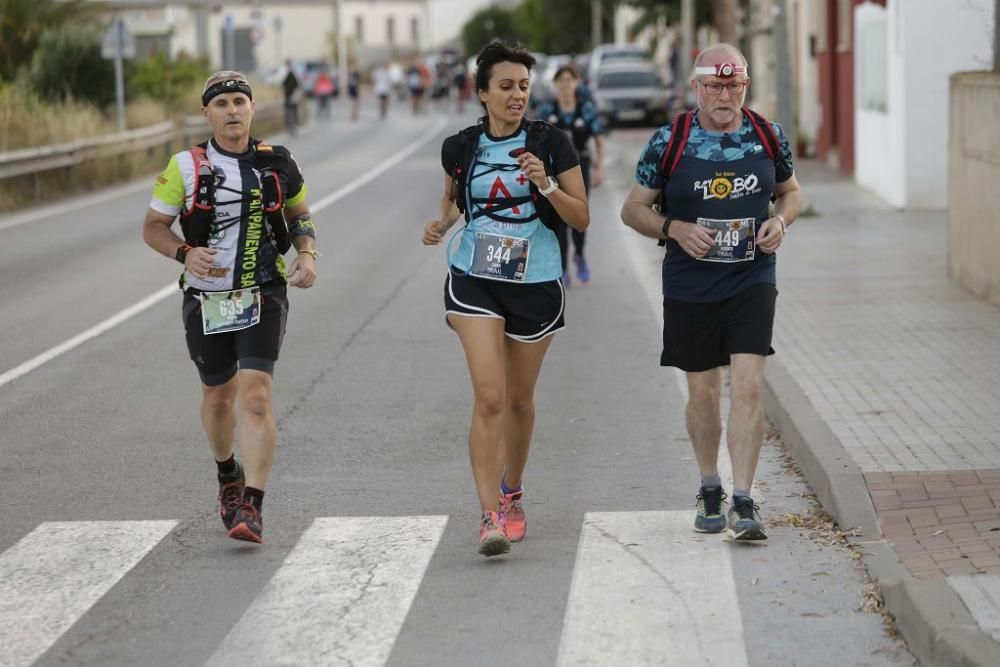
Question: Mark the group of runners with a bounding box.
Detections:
[143,39,801,556]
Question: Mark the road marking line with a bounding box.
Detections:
[206,515,447,667]
[556,511,749,667]
[0,520,177,667]
[0,118,447,391]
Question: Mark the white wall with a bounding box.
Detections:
[791,0,820,149]
[855,0,995,209]
[163,0,494,73]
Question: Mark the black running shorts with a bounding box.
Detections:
[444,270,565,343]
[182,285,289,386]
[661,283,777,372]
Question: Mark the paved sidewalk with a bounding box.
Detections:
[611,130,1000,665]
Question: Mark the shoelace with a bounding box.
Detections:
[696,489,727,515]
[733,500,760,521]
[502,499,523,518]
[220,484,243,509]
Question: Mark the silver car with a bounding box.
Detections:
[592,61,669,126]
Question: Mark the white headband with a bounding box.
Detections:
[694,63,748,78]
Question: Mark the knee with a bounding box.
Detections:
[688,383,720,407]
[474,387,505,419]
[506,394,535,418]
[240,386,273,420]
[730,376,763,409]
[203,389,236,418]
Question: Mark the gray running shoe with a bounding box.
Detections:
[694,485,728,533]
[727,496,767,541]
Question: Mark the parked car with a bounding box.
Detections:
[591,61,669,126]
[586,43,649,85]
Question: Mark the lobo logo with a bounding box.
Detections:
[694,172,760,200]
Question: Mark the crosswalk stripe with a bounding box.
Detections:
[556,511,748,667]
[0,520,177,667]
[206,515,448,667]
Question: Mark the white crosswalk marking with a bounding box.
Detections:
[0,520,177,667]
[206,515,448,667]
[557,511,748,667]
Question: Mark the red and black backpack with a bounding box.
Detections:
[658,107,779,179]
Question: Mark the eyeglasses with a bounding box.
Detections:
[698,80,748,96]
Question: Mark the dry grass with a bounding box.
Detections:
[765,425,904,642]
[0,80,290,213]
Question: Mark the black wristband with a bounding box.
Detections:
[660,217,674,240]
[175,244,192,265]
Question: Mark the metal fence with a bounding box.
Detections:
[0,101,289,199]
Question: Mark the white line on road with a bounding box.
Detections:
[556,511,748,667]
[0,520,177,667]
[0,118,447,391]
[0,179,154,232]
[206,515,448,667]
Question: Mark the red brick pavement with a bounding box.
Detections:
[865,470,1000,578]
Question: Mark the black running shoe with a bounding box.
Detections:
[227,500,263,544]
[694,485,728,533]
[727,495,767,541]
[218,463,245,530]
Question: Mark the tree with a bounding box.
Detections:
[710,0,739,43]
[514,0,551,52]
[0,0,97,81]
[29,24,115,107]
[461,6,523,56]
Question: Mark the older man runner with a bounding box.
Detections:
[142,71,319,544]
[621,44,802,540]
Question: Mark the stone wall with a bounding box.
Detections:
[948,72,1000,304]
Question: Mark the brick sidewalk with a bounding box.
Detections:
[776,162,1000,581]
[868,470,1000,577]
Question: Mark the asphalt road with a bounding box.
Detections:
[0,102,915,666]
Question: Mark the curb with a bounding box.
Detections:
[764,357,1000,667]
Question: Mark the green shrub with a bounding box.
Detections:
[28,24,115,107]
[128,52,211,110]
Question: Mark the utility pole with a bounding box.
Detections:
[335,0,348,94]
[592,0,601,49]
[680,0,694,85]
[773,0,795,142]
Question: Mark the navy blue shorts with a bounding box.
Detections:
[661,283,777,372]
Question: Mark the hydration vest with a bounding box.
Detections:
[547,103,592,155]
[179,141,292,253]
[448,118,561,231]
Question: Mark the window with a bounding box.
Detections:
[355,16,364,44]
[410,17,419,45]
[386,16,395,44]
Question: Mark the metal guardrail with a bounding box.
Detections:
[0,101,288,183]
[0,120,174,180]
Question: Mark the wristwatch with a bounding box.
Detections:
[539,177,559,197]
[660,216,674,240]
[175,244,192,265]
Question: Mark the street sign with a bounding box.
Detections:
[101,17,136,60]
